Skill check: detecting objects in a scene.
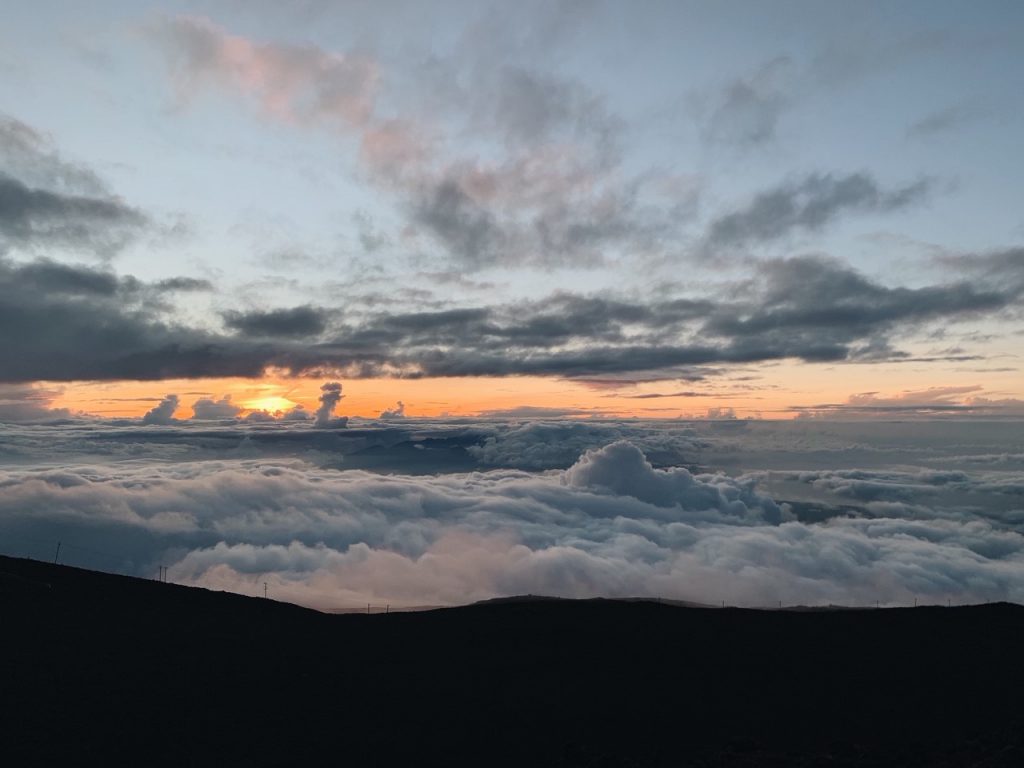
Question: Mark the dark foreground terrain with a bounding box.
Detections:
[2,555,1022,767]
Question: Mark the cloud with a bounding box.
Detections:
[379,401,406,420]
[475,405,597,419]
[314,381,347,428]
[0,384,73,423]
[0,114,151,257]
[147,15,377,128]
[0,172,148,257]
[142,394,180,425]
[222,306,328,338]
[153,277,214,292]
[907,103,986,138]
[146,16,684,271]
[791,386,1024,418]
[0,114,106,195]
[243,404,312,423]
[705,172,933,250]
[0,435,1021,610]
[466,421,706,470]
[191,395,242,420]
[2,251,1021,382]
[700,255,1011,362]
[563,441,785,522]
[699,57,793,147]
[705,407,737,420]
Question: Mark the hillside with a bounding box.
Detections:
[2,555,1022,767]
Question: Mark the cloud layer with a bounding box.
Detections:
[1,419,1021,610]
[1,249,1020,382]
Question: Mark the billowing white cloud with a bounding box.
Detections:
[0,430,1020,611]
[142,394,180,424]
[314,381,347,428]
[191,395,241,420]
[379,401,405,420]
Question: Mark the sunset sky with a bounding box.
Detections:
[1,0,1022,420]
[2,2,1023,610]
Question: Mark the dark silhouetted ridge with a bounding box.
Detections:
[2,554,1023,767]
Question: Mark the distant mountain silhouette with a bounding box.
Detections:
[2,555,1022,767]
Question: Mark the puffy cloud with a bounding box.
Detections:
[379,401,406,420]
[191,395,241,420]
[564,441,785,522]
[706,407,737,420]
[0,436,1021,610]
[314,381,347,428]
[467,421,705,471]
[142,394,180,425]
[0,384,73,423]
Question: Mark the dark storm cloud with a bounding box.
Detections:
[1,251,1021,382]
[0,173,149,257]
[705,172,933,249]
[222,306,329,338]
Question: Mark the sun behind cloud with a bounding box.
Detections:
[241,396,297,413]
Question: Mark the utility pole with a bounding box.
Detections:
[264,582,268,599]
[53,541,61,564]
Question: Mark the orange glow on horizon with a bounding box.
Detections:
[40,360,1023,422]
[241,396,298,413]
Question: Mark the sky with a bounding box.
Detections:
[1,1,1022,609]
[0,0,1022,419]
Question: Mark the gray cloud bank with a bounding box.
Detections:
[0,114,149,257]
[1,249,1021,382]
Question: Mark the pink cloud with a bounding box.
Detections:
[150,15,377,128]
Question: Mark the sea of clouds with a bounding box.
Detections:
[1,416,1021,610]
